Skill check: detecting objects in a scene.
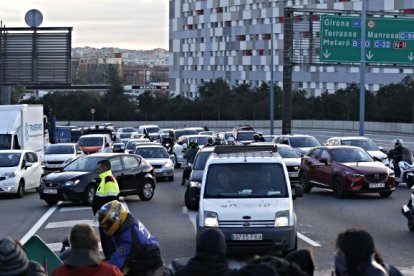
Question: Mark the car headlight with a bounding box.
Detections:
[3,172,16,179]
[64,179,80,186]
[274,210,289,227]
[204,211,219,227]
[164,161,173,168]
[190,181,201,188]
[345,172,363,178]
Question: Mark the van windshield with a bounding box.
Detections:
[193,152,212,170]
[204,163,288,198]
[45,145,75,154]
[78,137,103,146]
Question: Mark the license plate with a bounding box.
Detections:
[289,172,299,178]
[369,183,385,188]
[231,233,263,241]
[43,188,57,194]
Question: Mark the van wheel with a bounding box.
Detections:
[299,172,312,193]
[83,185,96,206]
[332,177,347,198]
[185,187,198,211]
[16,180,25,198]
[138,180,154,201]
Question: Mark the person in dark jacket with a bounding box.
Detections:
[174,228,230,276]
[334,228,402,276]
[387,138,413,178]
[96,200,164,276]
[181,139,199,185]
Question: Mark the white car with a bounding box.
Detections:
[124,138,151,154]
[42,143,83,174]
[172,135,214,167]
[134,144,175,181]
[0,150,44,197]
[325,136,388,166]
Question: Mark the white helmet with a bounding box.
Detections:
[227,137,235,144]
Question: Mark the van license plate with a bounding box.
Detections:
[43,189,57,194]
[369,183,385,188]
[231,233,263,241]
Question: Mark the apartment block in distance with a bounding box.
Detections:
[169,0,414,98]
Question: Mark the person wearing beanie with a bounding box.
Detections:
[52,223,123,276]
[174,228,230,276]
[0,237,46,276]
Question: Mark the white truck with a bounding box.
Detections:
[0,105,46,161]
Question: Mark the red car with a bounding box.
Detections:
[298,146,396,198]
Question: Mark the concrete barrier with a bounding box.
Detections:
[58,120,414,134]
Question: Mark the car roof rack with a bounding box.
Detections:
[213,145,277,154]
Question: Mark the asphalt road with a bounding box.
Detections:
[1,129,414,274]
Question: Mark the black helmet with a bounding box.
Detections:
[254,134,260,141]
[393,139,404,149]
[208,137,214,144]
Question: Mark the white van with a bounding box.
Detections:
[197,145,303,254]
[78,134,113,154]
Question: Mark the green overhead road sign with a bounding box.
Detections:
[320,15,414,64]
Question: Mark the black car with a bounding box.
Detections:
[38,153,156,206]
[184,146,215,210]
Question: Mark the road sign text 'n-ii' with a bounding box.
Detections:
[320,15,414,64]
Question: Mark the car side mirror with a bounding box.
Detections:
[25,162,33,168]
[77,151,83,155]
[105,143,109,147]
[292,184,303,200]
[320,157,329,164]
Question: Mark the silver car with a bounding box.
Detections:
[134,144,174,181]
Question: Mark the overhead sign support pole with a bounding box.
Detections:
[359,0,366,136]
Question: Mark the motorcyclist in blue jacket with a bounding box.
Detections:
[95,200,164,275]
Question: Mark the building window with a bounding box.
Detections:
[216,7,223,13]
[196,9,204,15]
[237,35,246,41]
[262,33,271,40]
[244,50,252,56]
[258,49,264,56]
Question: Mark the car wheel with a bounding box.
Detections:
[185,187,198,211]
[332,177,347,198]
[138,180,155,201]
[83,185,96,206]
[15,180,25,198]
[174,154,181,168]
[379,191,392,198]
[408,218,414,232]
[298,172,312,193]
[45,200,58,206]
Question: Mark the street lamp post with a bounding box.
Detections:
[359,0,366,136]
[270,0,275,135]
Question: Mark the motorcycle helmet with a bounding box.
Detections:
[253,134,260,141]
[208,137,214,144]
[95,200,128,236]
[190,138,197,145]
[227,137,235,145]
[394,139,404,149]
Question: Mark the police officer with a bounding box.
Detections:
[92,160,120,258]
[96,200,164,276]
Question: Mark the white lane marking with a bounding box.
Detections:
[45,219,98,229]
[59,207,91,212]
[298,232,321,247]
[47,242,103,252]
[183,208,322,247]
[20,202,62,245]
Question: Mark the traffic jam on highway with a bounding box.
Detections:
[1,104,414,274]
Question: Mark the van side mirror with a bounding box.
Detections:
[105,143,109,147]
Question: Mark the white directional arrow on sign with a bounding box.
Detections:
[408,52,414,62]
[366,51,374,60]
[323,49,331,59]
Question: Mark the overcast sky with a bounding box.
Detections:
[1,0,169,50]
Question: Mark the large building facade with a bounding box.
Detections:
[169,0,414,98]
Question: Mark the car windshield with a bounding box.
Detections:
[175,129,198,139]
[341,139,378,151]
[193,136,210,146]
[0,153,21,167]
[290,137,321,148]
[277,147,301,158]
[78,137,103,146]
[135,147,168,159]
[119,133,132,139]
[146,127,160,133]
[45,145,75,154]
[193,152,213,170]
[237,132,256,141]
[121,127,136,133]
[204,163,287,198]
[332,148,374,163]
[63,156,105,172]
